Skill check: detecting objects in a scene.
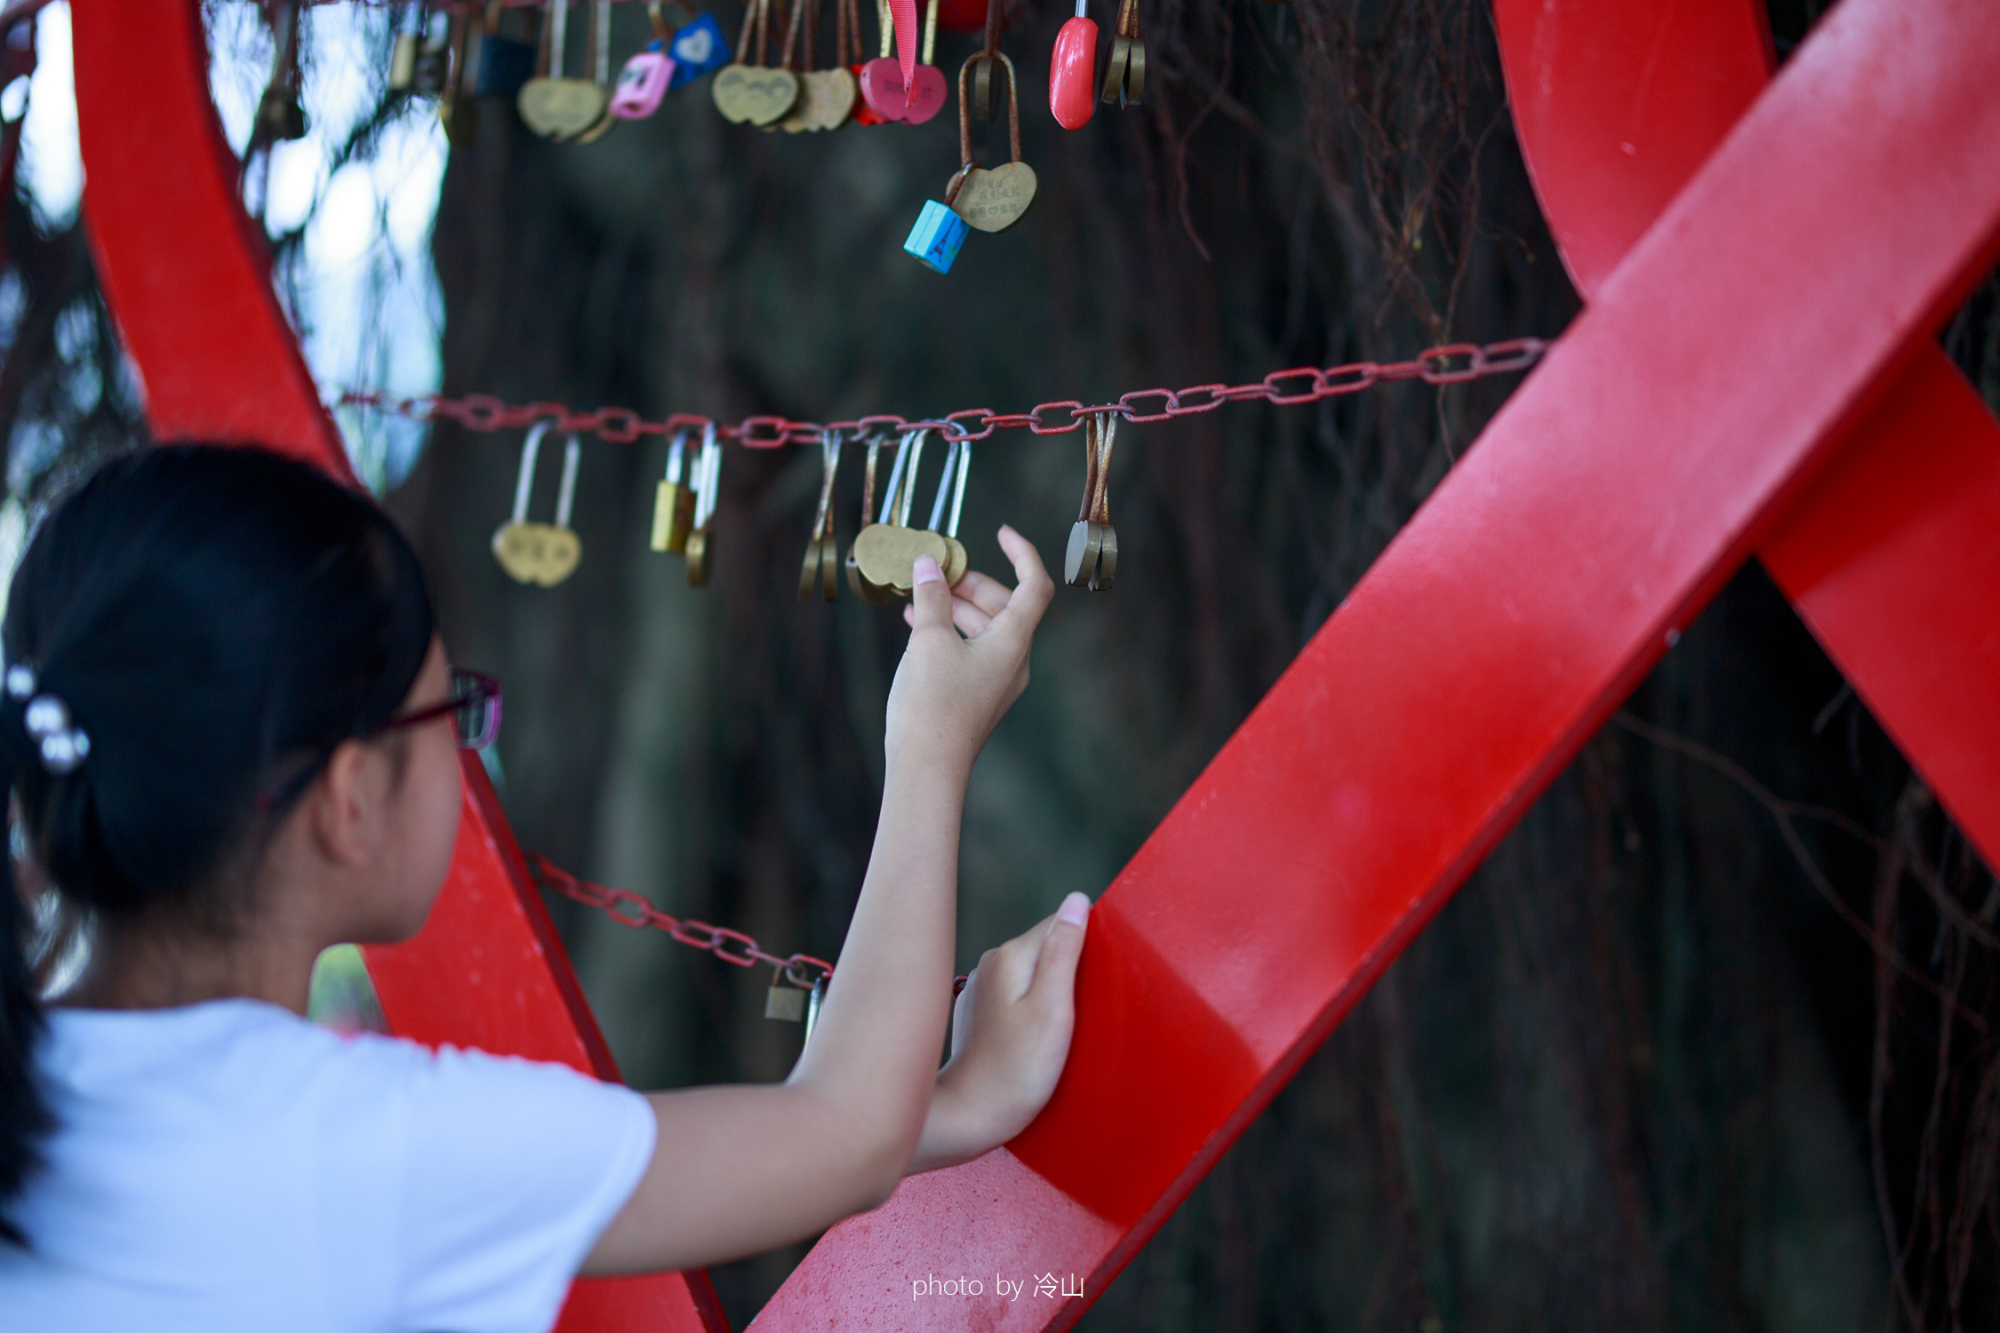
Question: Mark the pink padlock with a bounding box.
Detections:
[861,0,947,124]
[858,56,909,120]
[611,44,676,119]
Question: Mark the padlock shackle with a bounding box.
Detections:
[554,433,582,530]
[811,429,842,540]
[513,419,554,525]
[952,48,1019,185]
[925,437,958,534]
[692,423,723,529]
[665,428,689,484]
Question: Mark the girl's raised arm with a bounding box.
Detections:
[582,526,1055,1276]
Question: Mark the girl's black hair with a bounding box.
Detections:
[0,443,435,1246]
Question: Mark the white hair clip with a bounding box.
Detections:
[7,665,90,774]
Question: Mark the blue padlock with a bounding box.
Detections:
[666,14,730,88]
[904,200,970,274]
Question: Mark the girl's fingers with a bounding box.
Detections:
[1027,892,1090,1009]
[951,597,996,638]
[952,570,1014,619]
[949,970,976,1060]
[991,526,1054,634]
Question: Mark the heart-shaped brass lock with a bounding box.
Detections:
[772,0,860,133]
[713,63,801,123]
[802,67,858,130]
[714,0,803,125]
[951,161,1037,233]
[853,523,951,592]
[519,78,611,137]
[493,522,583,587]
[494,422,585,588]
[518,0,615,139]
[846,429,972,598]
[947,51,1036,233]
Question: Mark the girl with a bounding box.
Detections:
[0,443,1084,1329]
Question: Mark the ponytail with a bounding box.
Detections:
[0,443,435,1246]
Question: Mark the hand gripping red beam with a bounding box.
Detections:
[68,4,725,1330]
[749,0,2000,1327]
[1492,0,2000,873]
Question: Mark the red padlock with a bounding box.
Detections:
[1049,0,1096,130]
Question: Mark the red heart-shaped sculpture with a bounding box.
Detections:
[901,63,948,124]
[858,57,908,120]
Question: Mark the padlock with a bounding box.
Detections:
[492,421,585,587]
[946,51,1035,233]
[650,431,698,553]
[390,32,421,90]
[667,12,731,86]
[1048,0,1097,129]
[904,199,969,274]
[613,44,676,117]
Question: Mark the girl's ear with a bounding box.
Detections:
[306,739,382,869]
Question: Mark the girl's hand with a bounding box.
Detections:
[885,526,1053,776]
[906,891,1091,1174]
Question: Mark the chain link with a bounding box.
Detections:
[439,344,1547,1004]
[525,852,970,997]
[339,337,1548,449]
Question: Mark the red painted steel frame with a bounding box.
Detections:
[752,0,2000,1328]
[1492,0,2000,873]
[69,4,723,1330]
[67,1,2000,1331]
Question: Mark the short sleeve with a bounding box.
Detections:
[380,1042,657,1333]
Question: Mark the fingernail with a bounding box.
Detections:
[914,555,943,585]
[1057,892,1090,926]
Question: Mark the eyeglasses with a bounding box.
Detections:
[369,667,503,751]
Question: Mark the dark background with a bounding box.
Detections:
[12,0,1998,1329]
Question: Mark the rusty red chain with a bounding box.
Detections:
[526,852,972,998]
[338,337,1547,448]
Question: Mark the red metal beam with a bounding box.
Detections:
[69,4,722,1329]
[755,0,2000,1326]
[1496,0,2000,868]
[1493,0,2000,873]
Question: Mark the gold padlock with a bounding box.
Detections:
[650,430,698,553]
[685,424,722,588]
[492,421,584,587]
[390,32,421,90]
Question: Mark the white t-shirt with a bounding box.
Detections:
[0,997,657,1333]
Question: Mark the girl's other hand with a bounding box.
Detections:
[906,891,1091,1175]
[886,525,1054,775]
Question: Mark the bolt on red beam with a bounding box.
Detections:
[753,0,2000,1326]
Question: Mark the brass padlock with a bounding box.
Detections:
[1065,411,1118,591]
[389,32,421,90]
[492,421,584,587]
[650,430,698,554]
[685,424,722,588]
